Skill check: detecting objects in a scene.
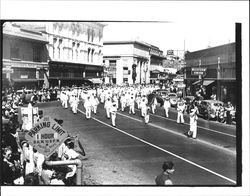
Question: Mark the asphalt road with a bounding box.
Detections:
[38,101,237,186]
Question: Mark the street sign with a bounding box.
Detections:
[173,74,184,82]
[191,67,207,75]
[25,116,68,157]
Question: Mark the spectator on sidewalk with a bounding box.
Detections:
[155,161,175,185]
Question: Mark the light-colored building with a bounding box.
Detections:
[103,41,165,85]
[39,22,105,87]
[2,22,49,90]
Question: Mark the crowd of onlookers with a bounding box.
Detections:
[2,87,82,186]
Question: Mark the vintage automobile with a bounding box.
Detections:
[197,100,224,120]
[168,93,178,107]
[153,89,170,99]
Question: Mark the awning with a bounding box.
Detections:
[88,78,103,84]
[203,80,215,86]
[193,80,201,85]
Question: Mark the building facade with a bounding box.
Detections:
[39,22,105,87]
[2,22,49,90]
[103,41,165,85]
[149,45,166,83]
[185,42,236,104]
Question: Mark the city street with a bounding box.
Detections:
[38,101,237,185]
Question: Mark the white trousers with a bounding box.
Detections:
[189,121,197,138]
[164,108,170,117]
[93,105,97,114]
[141,107,146,117]
[129,105,135,114]
[72,104,78,113]
[111,113,116,126]
[106,108,111,118]
[62,100,68,108]
[151,104,156,114]
[177,112,184,123]
[86,107,91,118]
[144,114,149,124]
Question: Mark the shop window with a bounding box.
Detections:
[33,45,42,62]
[10,47,20,59]
[123,78,128,83]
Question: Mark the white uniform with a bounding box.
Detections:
[151,97,158,114]
[92,97,99,114]
[129,97,135,114]
[61,92,68,109]
[110,103,117,126]
[104,98,112,118]
[136,96,142,109]
[71,96,79,114]
[163,99,171,118]
[188,107,198,138]
[141,97,148,117]
[177,101,185,123]
[144,106,150,124]
[120,95,126,112]
[84,98,92,119]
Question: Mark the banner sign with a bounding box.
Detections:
[25,116,68,157]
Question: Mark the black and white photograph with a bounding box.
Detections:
[1,1,249,196]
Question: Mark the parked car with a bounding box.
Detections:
[153,89,170,99]
[168,93,178,107]
[197,100,224,120]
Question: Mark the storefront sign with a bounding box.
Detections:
[3,68,14,74]
[191,68,207,75]
[21,75,29,79]
[25,116,68,157]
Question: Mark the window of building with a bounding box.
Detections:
[91,29,94,43]
[87,48,91,62]
[33,45,42,62]
[123,78,128,83]
[87,28,91,42]
[10,46,20,59]
[91,49,94,63]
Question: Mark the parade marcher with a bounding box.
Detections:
[163,97,171,118]
[186,104,199,139]
[155,161,175,185]
[61,92,68,109]
[92,95,99,114]
[136,95,142,109]
[112,94,119,110]
[141,95,148,117]
[176,99,185,124]
[104,97,112,119]
[120,94,126,112]
[129,96,135,115]
[144,104,150,124]
[110,102,118,127]
[151,96,158,114]
[71,95,79,114]
[84,96,92,119]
